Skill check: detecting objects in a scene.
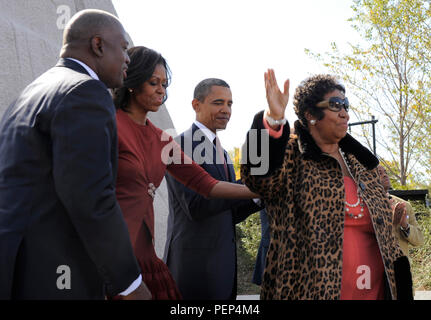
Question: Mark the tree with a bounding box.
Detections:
[306,0,431,186]
[228,147,241,180]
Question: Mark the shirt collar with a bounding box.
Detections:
[194,120,217,143]
[66,58,99,80]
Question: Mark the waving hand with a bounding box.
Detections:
[264,69,290,120]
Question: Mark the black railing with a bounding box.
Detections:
[348,115,378,156]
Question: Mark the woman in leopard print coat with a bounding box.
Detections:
[241,72,412,300]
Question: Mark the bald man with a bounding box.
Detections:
[0,9,150,299]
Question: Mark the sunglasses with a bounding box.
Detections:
[316,97,349,112]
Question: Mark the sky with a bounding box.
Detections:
[112,0,363,151]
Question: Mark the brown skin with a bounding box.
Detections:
[306,89,351,177]
[192,85,233,134]
[191,84,258,198]
[60,22,130,89]
[209,181,259,199]
[377,165,408,228]
[125,66,258,200]
[126,64,168,125]
[264,69,352,178]
[307,89,349,153]
[377,165,391,191]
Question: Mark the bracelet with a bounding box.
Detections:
[400,224,410,237]
[265,112,287,126]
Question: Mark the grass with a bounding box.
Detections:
[409,201,431,290]
[236,212,261,295]
[236,201,431,295]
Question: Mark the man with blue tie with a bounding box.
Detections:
[164,78,261,300]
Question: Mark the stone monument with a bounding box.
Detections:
[0,0,174,257]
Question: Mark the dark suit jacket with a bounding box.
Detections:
[0,59,140,299]
[164,124,260,300]
[252,208,270,286]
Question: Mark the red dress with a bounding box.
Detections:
[115,109,218,299]
[340,176,385,300]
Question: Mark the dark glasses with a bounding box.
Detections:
[316,97,349,112]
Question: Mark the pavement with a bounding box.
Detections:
[414,291,431,300]
[237,291,431,300]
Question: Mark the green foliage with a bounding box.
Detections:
[237,212,261,258]
[409,201,431,290]
[306,0,431,186]
[236,212,262,295]
[228,147,241,180]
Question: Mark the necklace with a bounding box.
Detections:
[339,149,365,219]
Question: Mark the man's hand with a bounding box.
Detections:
[123,282,152,300]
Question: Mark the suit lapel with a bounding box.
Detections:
[227,158,235,182]
[190,124,227,181]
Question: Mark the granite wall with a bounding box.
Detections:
[0,0,174,257]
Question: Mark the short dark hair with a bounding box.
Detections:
[193,78,230,102]
[63,9,122,46]
[293,74,345,127]
[113,46,171,111]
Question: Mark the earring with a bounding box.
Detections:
[128,88,133,93]
[310,119,316,126]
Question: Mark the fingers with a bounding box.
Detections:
[397,202,407,213]
[265,69,279,96]
[264,71,269,92]
[392,202,407,225]
[283,79,290,96]
[268,69,274,87]
[268,69,277,88]
[264,69,289,115]
[265,69,289,93]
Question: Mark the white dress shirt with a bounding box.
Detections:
[194,120,217,142]
[193,121,261,205]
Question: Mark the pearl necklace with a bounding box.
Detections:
[339,149,365,219]
[345,194,365,219]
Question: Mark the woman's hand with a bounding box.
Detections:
[209,181,260,199]
[264,69,290,120]
[392,200,407,226]
[123,282,152,300]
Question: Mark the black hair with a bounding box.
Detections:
[193,78,230,102]
[63,9,121,45]
[293,74,345,127]
[113,46,171,111]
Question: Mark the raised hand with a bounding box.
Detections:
[264,69,290,120]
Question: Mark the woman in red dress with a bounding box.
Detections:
[112,46,257,299]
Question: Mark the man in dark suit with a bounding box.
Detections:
[164,78,261,300]
[0,9,150,299]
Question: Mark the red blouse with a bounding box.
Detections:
[340,176,385,300]
[114,110,218,299]
[116,109,218,243]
